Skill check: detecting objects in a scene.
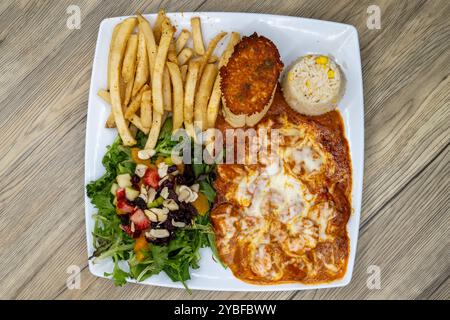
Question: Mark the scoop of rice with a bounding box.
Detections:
[282,55,346,116]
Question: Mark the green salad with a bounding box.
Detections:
[86,118,221,289]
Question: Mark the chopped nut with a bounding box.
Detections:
[135,164,148,178]
[163,199,179,211]
[137,149,155,160]
[150,207,169,222]
[147,229,170,238]
[160,187,169,199]
[144,210,158,222]
[157,162,169,178]
[147,188,157,203]
[171,219,186,228]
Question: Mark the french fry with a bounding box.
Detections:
[191,17,205,55]
[183,60,200,137]
[125,84,149,120]
[140,89,152,129]
[121,34,138,82]
[153,9,166,44]
[175,29,190,53]
[152,18,175,114]
[107,24,120,90]
[198,31,227,79]
[180,65,188,83]
[130,114,149,134]
[177,47,194,66]
[132,29,149,97]
[194,64,217,132]
[163,65,172,111]
[145,111,164,150]
[166,62,184,132]
[167,38,177,63]
[208,55,218,63]
[122,34,138,106]
[109,18,138,146]
[98,89,116,128]
[137,13,157,80]
[98,89,111,104]
[206,32,241,127]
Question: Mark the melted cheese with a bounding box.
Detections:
[211,111,351,285]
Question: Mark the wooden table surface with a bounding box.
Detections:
[0,0,448,300]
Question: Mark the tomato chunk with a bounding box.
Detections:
[142,168,159,188]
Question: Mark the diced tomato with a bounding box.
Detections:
[142,168,159,188]
[117,199,135,214]
[130,209,150,230]
[116,188,126,200]
[120,224,133,236]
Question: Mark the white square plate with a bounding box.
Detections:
[85,12,364,291]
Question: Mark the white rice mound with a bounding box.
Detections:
[282,55,346,116]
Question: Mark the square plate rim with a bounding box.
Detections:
[84,11,364,292]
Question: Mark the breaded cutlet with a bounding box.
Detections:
[220,33,283,127]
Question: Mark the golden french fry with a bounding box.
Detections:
[177,47,194,66]
[145,111,163,150]
[98,89,111,104]
[167,38,177,63]
[98,89,115,128]
[180,65,188,83]
[124,77,135,107]
[175,29,190,53]
[206,32,241,127]
[110,18,137,146]
[122,34,138,106]
[194,64,217,132]
[166,62,184,132]
[208,55,218,64]
[132,28,149,97]
[206,75,221,128]
[190,17,205,55]
[163,65,172,111]
[140,89,152,129]
[153,9,166,44]
[122,34,138,82]
[137,13,158,80]
[152,18,175,114]
[130,114,149,134]
[183,60,200,137]
[125,84,149,120]
[198,31,227,79]
[107,24,120,90]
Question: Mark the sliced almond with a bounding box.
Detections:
[137,149,155,160]
[163,199,179,211]
[171,219,186,228]
[147,187,157,203]
[160,187,169,199]
[148,229,170,238]
[144,209,158,222]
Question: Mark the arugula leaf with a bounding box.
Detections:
[105,256,129,287]
[135,130,148,149]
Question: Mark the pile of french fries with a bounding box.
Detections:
[97,10,241,149]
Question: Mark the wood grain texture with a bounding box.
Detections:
[0,0,448,300]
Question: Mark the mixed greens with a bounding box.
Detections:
[86,118,220,289]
